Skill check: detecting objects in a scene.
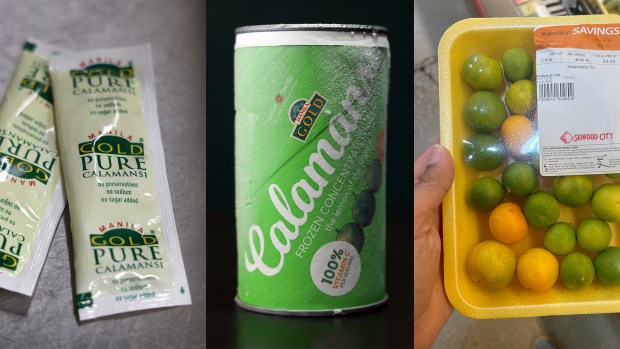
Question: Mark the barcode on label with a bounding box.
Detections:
[538,82,575,99]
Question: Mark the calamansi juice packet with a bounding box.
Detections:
[49,45,191,320]
[0,39,66,296]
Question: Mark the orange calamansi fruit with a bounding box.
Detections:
[489,202,529,244]
[500,115,536,157]
[517,248,559,291]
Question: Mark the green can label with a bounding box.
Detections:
[235,26,390,314]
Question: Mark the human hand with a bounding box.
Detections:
[414,143,455,349]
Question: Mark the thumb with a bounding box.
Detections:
[414,144,455,214]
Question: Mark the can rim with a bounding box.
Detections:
[235,24,388,35]
[234,294,389,316]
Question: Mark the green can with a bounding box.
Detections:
[234,24,390,316]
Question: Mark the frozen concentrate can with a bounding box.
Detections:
[234,24,390,316]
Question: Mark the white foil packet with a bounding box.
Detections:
[49,44,191,320]
[0,39,66,296]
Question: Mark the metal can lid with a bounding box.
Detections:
[235,24,389,49]
[235,24,388,35]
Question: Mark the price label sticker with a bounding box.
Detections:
[535,24,620,176]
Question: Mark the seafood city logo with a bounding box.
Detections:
[560,131,573,144]
[289,92,328,142]
[560,131,614,144]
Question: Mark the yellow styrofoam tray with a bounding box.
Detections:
[439,15,620,319]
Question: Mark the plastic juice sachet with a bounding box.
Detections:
[0,39,66,296]
[49,44,191,320]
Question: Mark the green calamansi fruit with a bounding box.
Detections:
[352,189,376,227]
[543,222,576,256]
[522,191,560,229]
[468,176,505,212]
[462,54,504,91]
[560,252,595,290]
[576,218,612,253]
[463,91,507,133]
[553,175,594,208]
[502,48,533,83]
[463,134,507,171]
[591,183,620,222]
[594,246,620,286]
[501,162,538,196]
[336,223,365,253]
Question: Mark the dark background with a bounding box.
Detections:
[206,1,413,348]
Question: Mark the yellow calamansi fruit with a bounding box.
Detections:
[467,240,516,291]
